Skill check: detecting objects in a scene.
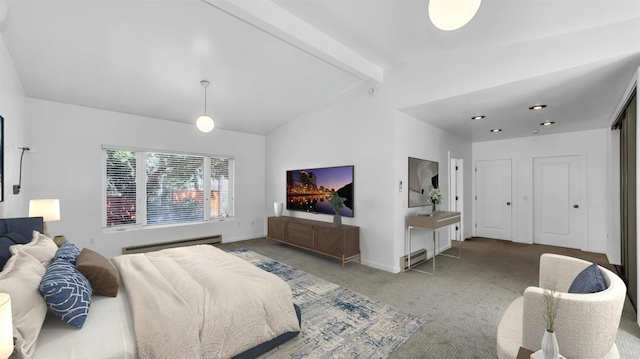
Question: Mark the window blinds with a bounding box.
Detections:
[105,149,137,227]
[105,148,233,228]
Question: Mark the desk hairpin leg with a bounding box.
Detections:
[438,225,462,259]
[407,226,436,275]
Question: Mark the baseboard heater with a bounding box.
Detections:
[400,248,427,272]
[122,235,222,255]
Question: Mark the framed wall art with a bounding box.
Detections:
[408,156,438,208]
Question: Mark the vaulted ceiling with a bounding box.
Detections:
[2,0,639,140]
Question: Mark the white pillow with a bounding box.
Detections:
[0,250,48,359]
[9,231,58,268]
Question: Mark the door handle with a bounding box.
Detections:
[506,202,511,206]
[573,204,579,208]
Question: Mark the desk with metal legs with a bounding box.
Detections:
[406,211,461,274]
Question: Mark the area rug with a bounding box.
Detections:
[228,248,425,358]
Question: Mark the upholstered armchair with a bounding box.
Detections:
[497,253,626,359]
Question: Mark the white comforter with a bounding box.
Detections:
[112,245,300,359]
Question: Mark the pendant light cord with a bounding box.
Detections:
[204,86,207,115]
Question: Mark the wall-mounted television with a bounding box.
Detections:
[286,165,354,217]
[408,157,438,208]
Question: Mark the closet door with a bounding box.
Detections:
[475,159,512,240]
[620,92,637,309]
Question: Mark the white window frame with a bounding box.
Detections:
[102,145,235,231]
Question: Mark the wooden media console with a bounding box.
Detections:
[267,216,360,268]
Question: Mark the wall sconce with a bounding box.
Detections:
[13,147,30,195]
[28,199,60,237]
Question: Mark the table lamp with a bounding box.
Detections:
[29,199,60,238]
[0,293,12,359]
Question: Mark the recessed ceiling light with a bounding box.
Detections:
[490,129,502,133]
[471,115,485,120]
[529,104,547,110]
[540,121,555,126]
[532,130,540,135]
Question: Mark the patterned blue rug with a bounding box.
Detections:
[229,248,425,358]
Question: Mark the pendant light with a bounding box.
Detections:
[196,80,215,133]
[428,0,482,31]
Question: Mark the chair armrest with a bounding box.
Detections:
[521,286,548,352]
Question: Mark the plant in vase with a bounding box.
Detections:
[427,187,443,215]
[542,286,561,359]
[328,191,346,227]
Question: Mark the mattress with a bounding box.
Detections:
[32,282,136,359]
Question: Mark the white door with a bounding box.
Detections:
[533,156,585,249]
[476,159,512,240]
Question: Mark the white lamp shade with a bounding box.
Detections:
[29,199,61,222]
[0,293,12,359]
[196,115,215,133]
[428,0,481,31]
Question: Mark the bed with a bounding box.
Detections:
[0,217,301,359]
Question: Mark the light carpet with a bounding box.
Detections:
[229,248,425,358]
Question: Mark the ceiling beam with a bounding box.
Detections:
[202,0,384,84]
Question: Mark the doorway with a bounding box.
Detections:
[533,155,586,249]
[475,159,512,240]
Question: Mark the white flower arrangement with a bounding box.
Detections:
[427,187,443,205]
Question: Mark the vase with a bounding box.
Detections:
[333,214,342,227]
[273,202,284,217]
[541,330,559,359]
[431,202,437,215]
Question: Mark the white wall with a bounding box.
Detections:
[0,33,30,217]
[25,98,266,257]
[266,75,474,273]
[266,82,398,272]
[393,113,473,270]
[473,129,609,253]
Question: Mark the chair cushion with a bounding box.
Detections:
[568,263,607,294]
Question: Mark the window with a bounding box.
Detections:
[104,147,233,229]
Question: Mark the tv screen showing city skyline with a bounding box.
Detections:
[286,165,354,217]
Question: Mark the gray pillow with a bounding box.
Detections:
[568,263,607,293]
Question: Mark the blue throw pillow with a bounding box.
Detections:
[39,260,92,328]
[53,242,81,264]
[568,263,607,294]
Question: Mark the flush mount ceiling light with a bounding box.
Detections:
[196,80,215,133]
[490,128,502,133]
[428,0,482,31]
[471,115,485,120]
[540,121,555,126]
[529,104,547,110]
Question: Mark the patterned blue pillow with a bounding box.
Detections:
[39,260,92,328]
[53,242,81,264]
